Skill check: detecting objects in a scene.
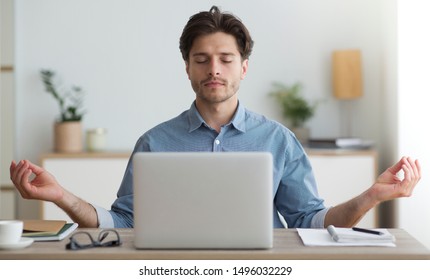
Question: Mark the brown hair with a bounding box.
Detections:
[179,6,254,62]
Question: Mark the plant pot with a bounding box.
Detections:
[54,121,83,153]
[291,126,310,145]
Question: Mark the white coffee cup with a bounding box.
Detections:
[0,220,23,244]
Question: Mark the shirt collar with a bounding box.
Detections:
[187,101,246,133]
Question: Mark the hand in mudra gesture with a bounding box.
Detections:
[10,160,64,203]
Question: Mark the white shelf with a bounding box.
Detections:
[39,150,378,227]
[40,152,130,221]
[307,149,378,227]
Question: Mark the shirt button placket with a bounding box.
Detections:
[213,138,221,152]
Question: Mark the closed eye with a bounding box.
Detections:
[192,54,208,64]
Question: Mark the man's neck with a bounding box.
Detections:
[195,99,238,133]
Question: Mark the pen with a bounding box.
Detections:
[352,227,383,235]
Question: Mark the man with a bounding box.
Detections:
[10,6,421,228]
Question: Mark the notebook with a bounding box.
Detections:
[132,152,273,249]
[22,220,78,241]
[327,225,396,244]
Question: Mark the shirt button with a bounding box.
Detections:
[215,139,220,145]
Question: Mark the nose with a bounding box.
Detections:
[208,60,220,76]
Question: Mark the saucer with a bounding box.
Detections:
[0,237,34,250]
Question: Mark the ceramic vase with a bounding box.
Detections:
[54,121,83,153]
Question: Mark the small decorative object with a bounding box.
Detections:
[40,69,86,153]
[332,50,362,100]
[269,82,319,144]
[86,128,107,152]
[332,49,363,137]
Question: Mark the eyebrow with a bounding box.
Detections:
[192,52,236,57]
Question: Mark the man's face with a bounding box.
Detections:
[186,32,248,106]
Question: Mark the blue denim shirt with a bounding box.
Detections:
[94,101,328,228]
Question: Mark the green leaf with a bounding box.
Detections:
[268,82,318,128]
[40,69,86,122]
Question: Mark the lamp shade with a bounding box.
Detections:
[332,50,363,100]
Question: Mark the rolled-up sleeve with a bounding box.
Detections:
[274,137,327,228]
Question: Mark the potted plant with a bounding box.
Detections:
[40,69,86,153]
[269,82,318,144]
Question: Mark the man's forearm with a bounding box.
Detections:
[324,189,379,228]
[55,188,99,228]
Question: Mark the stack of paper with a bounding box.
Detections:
[307,137,374,149]
[327,225,395,244]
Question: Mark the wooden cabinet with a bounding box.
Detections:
[307,149,378,228]
[40,152,130,221]
[0,186,16,219]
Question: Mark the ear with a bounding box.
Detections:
[240,59,249,80]
[185,61,190,80]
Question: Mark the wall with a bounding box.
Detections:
[378,0,399,228]
[14,0,384,162]
[397,0,430,249]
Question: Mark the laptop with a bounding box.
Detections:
[132,152,273,249]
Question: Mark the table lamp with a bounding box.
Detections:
[332,49,363,137]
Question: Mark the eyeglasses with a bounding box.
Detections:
[66,229,122,250]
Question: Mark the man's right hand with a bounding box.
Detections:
[10,160,64,203]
